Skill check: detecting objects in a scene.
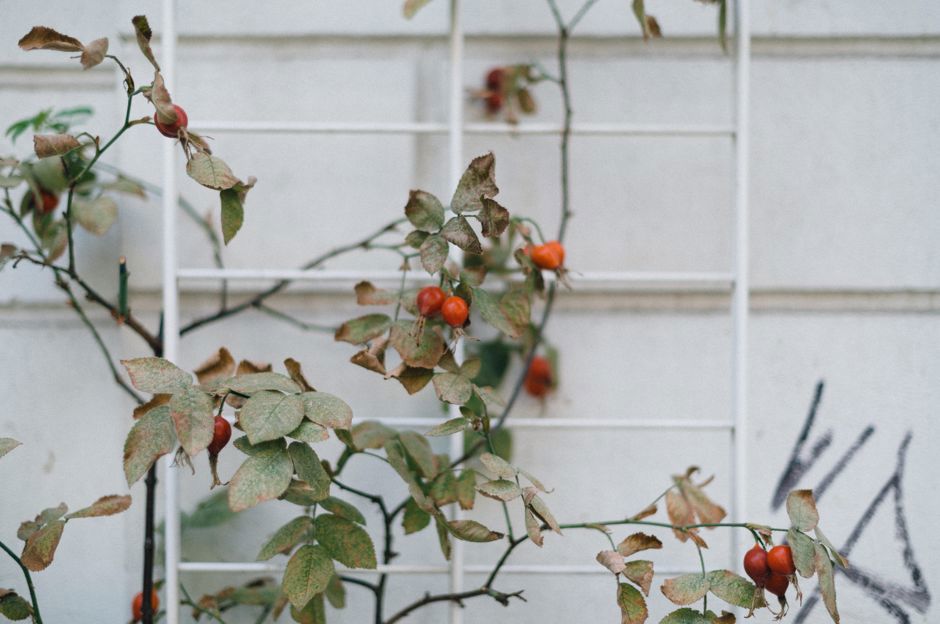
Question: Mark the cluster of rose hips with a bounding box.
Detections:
[477,66,538,121]
[416,286,469,328]
[744,543,796,599]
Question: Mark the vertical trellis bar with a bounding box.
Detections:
[160,0,181,622]
[730,0,751,571]
[446,1,466,622]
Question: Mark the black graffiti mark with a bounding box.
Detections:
[794,433,931,623]
[773,381,931,622]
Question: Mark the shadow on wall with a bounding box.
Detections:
[772,381,931,623]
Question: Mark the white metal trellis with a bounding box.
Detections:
[157,0,751,621]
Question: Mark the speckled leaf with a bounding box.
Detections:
[350,421,397,450]
[788,528,817,577]
[476,479,521,502]
[122,357,192,394]
[399,431,437,479]
[326,574,346,609]
[471,287,523,338]
[661,573,709,606]
[435,517,452,561]
[257,516,314,561]
[450,152,498,214]
[0,591,32,620]
[479,197,510,238]
[419,234,449,275]
[300,392,352,430]
[228,447,293,512]
[665,490,695,543]
[623,560,655,596]
[425,417,469,436]
[315,514,376,569]
[65,495,131,519]
[170,385,215,456]
[20,520,64,571]
[335,314,392,345]
[290,592,325,623]
[282,545,334,609]
[447,519,503,542]
[786,490,819,532]
[479,452,515,479]
[288,442,331,500]
[617,532,663,558]
[289,420,329,444]
[225,372,301,395]
[388,364,434,394]
[280,479,329,507]
[390,322,446,369]
[194,347,236,384]
[524,488,561,535]
[404,189,445,232]
[456,469,476,510]
[440,216,482,254]
[597,550,626,574]
[319,497,366,525]
[220,187,244,245]
[525,507,544,547]
[186,153,239,190]
[432,373,473,405]
[0,438,20,460]
[239,391,304,444]
[706,570,762,609]
[123,406,176,485]
[659,608,712,624]
[617,582,648,624]
[815,541,840,623]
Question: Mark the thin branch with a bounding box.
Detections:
[384,587,525,624]
[0,538,43,623]
[340,575,380,594]
[180,218,407,336]
[253,302,335,333]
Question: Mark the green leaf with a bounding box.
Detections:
[183,489,237,529]
[471,287,528,339]
[476,479,522,502]
[618,582,649,624]
[706,569,762,609]
[239,391,305,445]
[435,517,452,560]
[404,189,445,232]
[385,439,431,510]
[389,322,446,369]
[814,541,840,623]
[20,520,65,571]
[0,438,21,460]
[399,430,437,479]
[123,406,176,485]
[186,153,239,190]
[289,420,329,444]
[65,495,131,519]
[280,479,330,507]
[0,591,32,620]
[402,498,431,534]
[224,372,302,395]
[479,452,515,480]
[122,357,192,394]
[300,392,352,430]
[440,216,482,254]
[290,592,326,624]
[450,152,498,214]
[479,197,510,238]
[73,196,117,236]
[325,574,346,609]
[661,572,709,606]
[623,560,655,596]
[350,421,397,451]
[432,373,473,405]
[405,230,428,249]
[257,516,314,561]
[282,544,334,609]
[169,385,215,456]
[659,608,713,624]
[425,417,469,437]
[228,446,293,512]
[319,497,366,525]
[447,519,503,542]
[430,470,457,506]
[220,187,244,245]
[335,314,392,345]
[469,339,511,388]
[388,364,434,394]
[288,442,331,501]
[456,469,476,510]
[233,436,285,456]
[786,489,819,531]
[419,234,449,275]
[788,528,817,578]
[315,514,377,569]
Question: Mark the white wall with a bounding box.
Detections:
[0,1,937,622]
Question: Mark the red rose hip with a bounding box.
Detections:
[207,415,232,456]
[416,286,446,317]
[441,296,469,328]
[154,104,188,138]
[743,544,770,586]
[767,544,796,576]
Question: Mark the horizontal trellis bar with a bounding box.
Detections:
[177,562,697,576]
[191,120,735,137]
[350,416,733,430]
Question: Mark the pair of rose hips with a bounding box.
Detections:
[744,543,795,597]
[154,104,188,138]
[527,240,565,271]
[416,286,469,328]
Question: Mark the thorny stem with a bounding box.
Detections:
[0,539,43,624]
